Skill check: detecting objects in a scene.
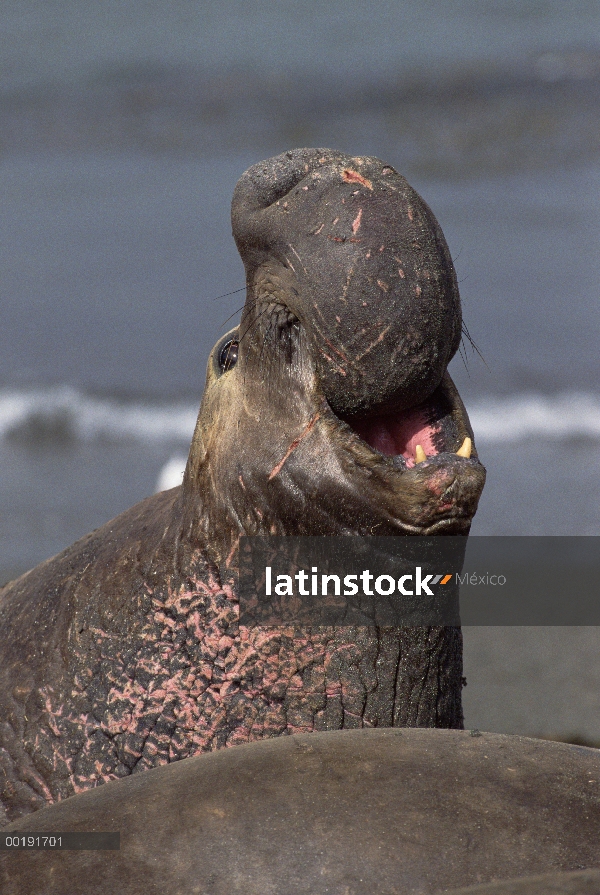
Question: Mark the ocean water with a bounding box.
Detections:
[1,1,600,738]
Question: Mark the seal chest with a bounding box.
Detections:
[0,149,485,825]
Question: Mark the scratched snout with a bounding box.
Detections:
[232,148,462,419]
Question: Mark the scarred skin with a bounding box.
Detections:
[0,148,485,826]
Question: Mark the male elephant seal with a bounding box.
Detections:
[1,730,599,895]
[0,148,485,825]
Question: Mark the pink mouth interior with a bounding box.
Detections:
[350,406,440,468]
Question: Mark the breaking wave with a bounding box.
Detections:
[468,393,600,443]
[1,387,599,447]
[0,386,197,445]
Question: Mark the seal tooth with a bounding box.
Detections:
[415,444,427,464]
[456,437,472,459]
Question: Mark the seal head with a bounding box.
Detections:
[184,149,484,555]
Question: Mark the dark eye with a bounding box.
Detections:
[218,339,239,373]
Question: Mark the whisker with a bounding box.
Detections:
[458,339,470,375]
[220,293,264,330]
[241,305,275,389]
[220,304,246,329]
[238,302,273,349]
[212,286,246,301]
[461,321,489,369]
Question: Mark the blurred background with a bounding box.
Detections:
[1,0,600,742]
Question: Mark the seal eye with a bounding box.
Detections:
[218,339,239,373]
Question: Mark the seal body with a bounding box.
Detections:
[1,730,599,895]
[0,149,485,825]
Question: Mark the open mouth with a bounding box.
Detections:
[341,378,473,470]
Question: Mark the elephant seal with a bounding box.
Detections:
[0,149,485,826]
[1,730,599,895]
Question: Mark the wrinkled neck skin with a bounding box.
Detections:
[164,258,484,739]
